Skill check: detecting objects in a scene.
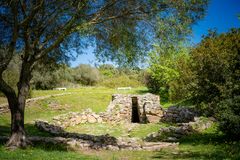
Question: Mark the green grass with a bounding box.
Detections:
[66,122,168,138]
[0,143,97,160]
[0,87,240,160]
[129,123,169,138]
[66,123,126,137]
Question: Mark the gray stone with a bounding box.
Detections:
[87,115,97,123]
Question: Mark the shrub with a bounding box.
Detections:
[73,64,100,86]
[217,96,240,138]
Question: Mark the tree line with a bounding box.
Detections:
[1,60,144,91]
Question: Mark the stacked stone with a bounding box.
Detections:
[52,109,105,128]
[107,94,132,122]
[107,93,164,123]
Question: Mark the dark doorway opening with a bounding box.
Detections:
[131,97,140,123]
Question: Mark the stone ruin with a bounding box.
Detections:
[107,93,164,123]
[52,93,164,128]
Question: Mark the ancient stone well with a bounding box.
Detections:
[106,93,164,123]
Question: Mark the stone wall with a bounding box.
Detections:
[107,93,164,123]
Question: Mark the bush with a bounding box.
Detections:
[73,64,100,86]
[98,64,119,78]
[217,96,240,138]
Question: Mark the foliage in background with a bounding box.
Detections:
[30,64,144,89]
[146,44,191,102]
[189,29,240,137]
[146,29,240,137]
[98,65,143,88]
[73,64,100,86]
[98,64,119,78]
[32,64,73,90]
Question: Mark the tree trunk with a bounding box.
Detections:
[5,62,32,149]
[5,86,32,149]
[6,102,28,149]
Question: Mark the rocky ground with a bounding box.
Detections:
[34,120,178,151]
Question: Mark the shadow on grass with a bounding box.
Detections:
[152,149,230,160]
[0,124,63,152]
[0,139,68,152]
[0,122,118,152]
[0,123,52,137]
[152,132,240,160]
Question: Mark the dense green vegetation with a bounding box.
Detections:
[147,29,240,138]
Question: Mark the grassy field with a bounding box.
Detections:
[0,87,240,160]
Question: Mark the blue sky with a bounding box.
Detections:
[70,0,240,67]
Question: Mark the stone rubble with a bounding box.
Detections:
[51,109,108,128]
[34,120,178,151]
[145,117,214,142]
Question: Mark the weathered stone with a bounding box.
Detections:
[106,93,164,123]
[106,145,119,151]
[87,115,97,123]
[161,106,197,123]
[50,93,164,127]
